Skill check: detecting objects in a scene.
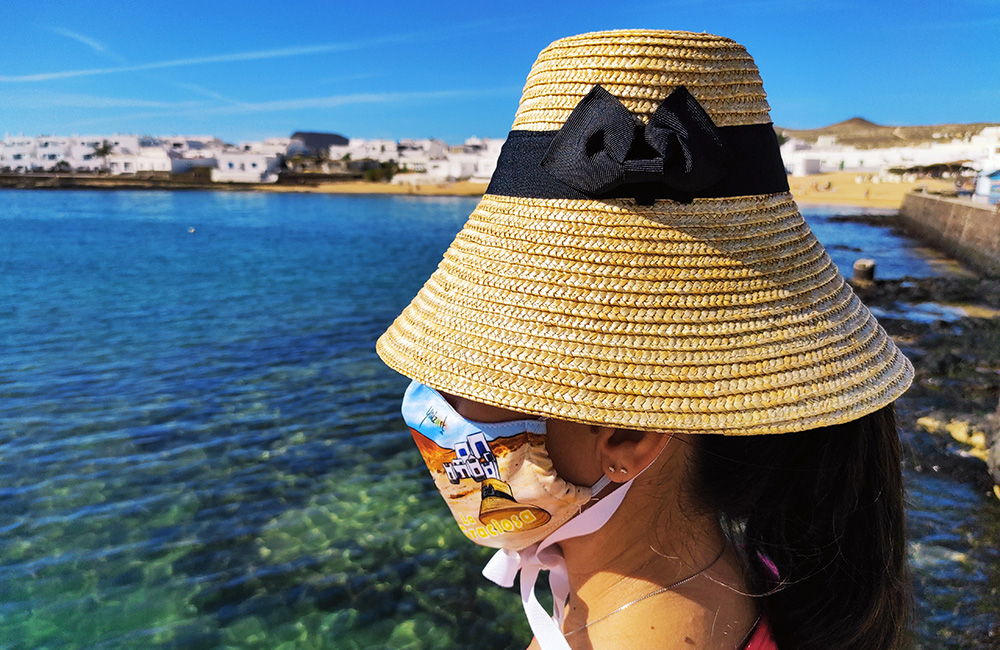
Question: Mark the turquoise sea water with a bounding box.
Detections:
[0,190,996,649]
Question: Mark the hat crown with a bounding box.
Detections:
[512,30,771,130]
[377,29,914,435]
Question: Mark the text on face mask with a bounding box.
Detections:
[458,511,542,540]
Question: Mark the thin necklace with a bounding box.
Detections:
[563,542,728,637]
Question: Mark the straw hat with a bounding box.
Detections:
[377,29,913,435]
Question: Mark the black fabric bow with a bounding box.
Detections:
[540,85,732,199]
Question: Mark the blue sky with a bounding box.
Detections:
[2,0,997,144]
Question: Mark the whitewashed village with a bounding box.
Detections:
[778,122,1000,205]
[0,131,504,187]
[1,122,999,203]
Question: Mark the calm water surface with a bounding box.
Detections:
[0,191,996,649]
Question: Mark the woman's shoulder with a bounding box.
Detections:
[572,581,760,649]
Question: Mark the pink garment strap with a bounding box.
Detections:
[743,615,779,650]
[482,479,636,650]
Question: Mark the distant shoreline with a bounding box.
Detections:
[260,179,490,197]
[0,172,956,209]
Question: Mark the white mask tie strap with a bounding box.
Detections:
[589,475,611,497]
[482,478,635,650]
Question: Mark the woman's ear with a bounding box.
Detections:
[596,427,672,483]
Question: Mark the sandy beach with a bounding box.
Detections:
[260,172,957,209]
[787,172,956,209]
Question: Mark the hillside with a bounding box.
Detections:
[776,117,1000,149]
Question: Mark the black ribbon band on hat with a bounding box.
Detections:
[486,85,789,205]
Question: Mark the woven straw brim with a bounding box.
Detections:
[377,192,913,435]
[377,29,912,434]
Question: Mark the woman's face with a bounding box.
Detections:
[441,392,604,487]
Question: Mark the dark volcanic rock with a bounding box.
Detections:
[860,276,1000,488]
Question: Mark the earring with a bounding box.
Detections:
[619,467,628,475]
[608,466,616,474]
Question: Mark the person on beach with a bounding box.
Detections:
[377,30,911,650]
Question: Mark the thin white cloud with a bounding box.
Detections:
[170,87,521,116]
[49,27,110,54]
[0,37,408,83]
[54,87,520,130]
[171,82,248,107]
[313,72,383,86]
[3,91,203,110]
[199,90,467,114]
[2,86,519,127]
[44,27,244,105]
[48,27,128,63]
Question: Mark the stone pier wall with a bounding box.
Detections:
[899,192,1000,276]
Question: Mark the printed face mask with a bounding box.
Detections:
[401,381,609,551]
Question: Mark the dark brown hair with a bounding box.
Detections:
[693,404,909,650]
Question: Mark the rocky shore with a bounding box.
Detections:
[852,274,1000,495]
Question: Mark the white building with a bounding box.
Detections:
[106,146,176,175]
[106,154,135,175]
[0,136,38,171]
[34,136,73,169]
[211,151,281,183]
[102,135,141,155]
[397,139,448,172]
[780,126,1000,179]
[240,138,291,156]
[135,148,173,173]
[973,127,1000,174]
[0,134,139,172]
[329,138,398,163]
[462,137,504,182]
[68,137,108,171]
[973,169,1000,205]
[429,154,478,182]
[781,136,898,175]
[158,135,224,154]
[390,136,506,185]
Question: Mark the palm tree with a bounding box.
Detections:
[92,140,114,174]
